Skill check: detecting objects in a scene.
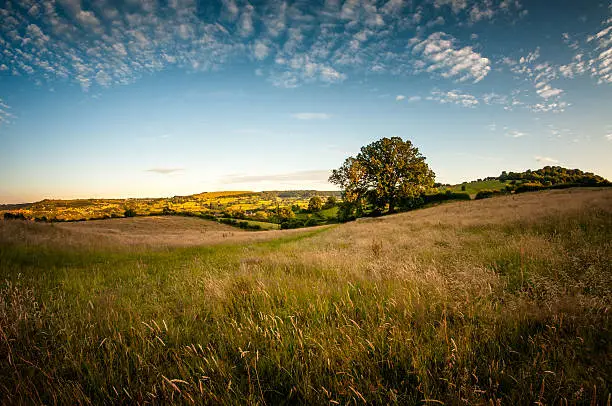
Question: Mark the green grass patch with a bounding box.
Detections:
[444,180,508,196]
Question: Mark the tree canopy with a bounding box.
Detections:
[308,196,323,212]
[499,166,610,186]
[329,137,435,216]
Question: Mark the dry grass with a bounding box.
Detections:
[0,188,610,404]
[0,215,327,250]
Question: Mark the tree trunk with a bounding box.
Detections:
[388,197,396,214]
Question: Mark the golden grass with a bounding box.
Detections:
[0,215,327,249]
[0,187,610,404]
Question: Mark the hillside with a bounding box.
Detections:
[0,190,341,225]
[1,187,610,404]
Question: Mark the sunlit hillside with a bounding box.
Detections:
[1,188,610,404]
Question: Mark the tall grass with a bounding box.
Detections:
[0,189,610,404]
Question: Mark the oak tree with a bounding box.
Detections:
[329,137,434,215]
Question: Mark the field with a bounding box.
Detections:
[0,188,611,404]
[0,191,341,225]
[442,179,509,196]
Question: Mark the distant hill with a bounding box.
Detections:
[439,166,610,197]
[2,168,608,225]
[0,190,341,225]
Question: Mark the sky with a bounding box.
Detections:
[0,0,611,203]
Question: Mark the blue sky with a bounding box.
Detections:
[0,0,611,203]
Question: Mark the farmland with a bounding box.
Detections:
[0,190,341,226]
[1,187,610,404]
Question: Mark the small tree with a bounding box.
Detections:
[329,137,435,215]
[276,207,295,221]
[124,208,137,217]
[308,196,323,212]
[323,196,337,209]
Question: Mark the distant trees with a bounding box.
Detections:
[329,137,435,218]
[500,166,609,186]
[308,196,323,212]
[324,196,337,209]
[3,212,26,220]
[276,207,295,221]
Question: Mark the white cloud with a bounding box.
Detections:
[411,32,491,83]
[395,95,405,101]
[534,156,558,164]
[0,0,557,96]
[76,10,102,30]
[428,89,479,108]
[606,133,612,141]
[291,113,331,120]
[0,99,16,126]
[145,168,185,175]
[536,84,563,99]
[408,95,421,102]
[506,130,527,138]
[238,5,255,37]
[253,41,270,60]
[434,0,468,14]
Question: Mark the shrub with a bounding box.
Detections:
[304,218,319,227]
[514,183,547,194]
[422,192,471,204]
[124,208,137,217]
[475,190,496,199]
[323,196,337,209]
[280,219,305,229]
[4,212,26,220]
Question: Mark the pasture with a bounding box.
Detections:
[0,188,610,404]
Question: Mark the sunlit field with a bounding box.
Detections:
[1,188,610,404]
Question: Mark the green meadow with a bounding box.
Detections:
[0,188,610,404]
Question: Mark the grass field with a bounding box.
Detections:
[0,188,610,404]
[444,179,509,196]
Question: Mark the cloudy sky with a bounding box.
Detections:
[0,0,610,202]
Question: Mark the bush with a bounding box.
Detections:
[304,218,320,227]
[398,196,425,211]
[336,201,360,222]
[280,219,305,229]
[422,192,471,204]
[323,196,337,209]
[474,190,495,199]
[219,218,263,230]
[4,212,26,220]
[514,183,547,194]
[124,208,137,217]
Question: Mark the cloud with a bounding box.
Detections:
[427,89,479,108]
[0,0,523,93]
[291,113,331,120]
[502,49,569,112]
[506,130,527,138]
[253,41,270,60]
[223,170,331,184]
[408,95,422,102]
[410,32,491,83]
[145,168,184,175]
[534,156,559,164]
[606,133,612,141]
[0,98,15,126]
[395,95,405,101]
